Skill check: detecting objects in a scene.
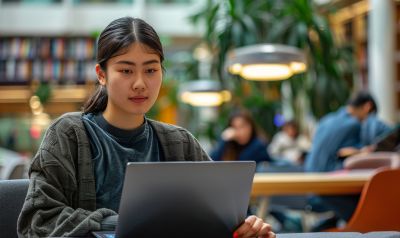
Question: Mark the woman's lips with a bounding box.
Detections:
[129,96,148,103]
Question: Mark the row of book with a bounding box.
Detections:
[0,37,96,60]
[0,59,97,84]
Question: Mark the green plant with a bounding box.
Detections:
[190,0,355,138]
[264,0,354,118]
[34,82,52,104]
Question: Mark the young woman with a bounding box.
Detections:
[210,110,272,164]
[17,17,275,238]
[268,120,310,165]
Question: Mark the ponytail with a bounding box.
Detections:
[83,85,108,114]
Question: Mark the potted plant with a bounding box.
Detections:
[189,0,355,139]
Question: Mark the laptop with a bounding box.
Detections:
[373,124,400,152]
[92,161,256,238]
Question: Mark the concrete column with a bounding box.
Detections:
[134,0,146,19]
[369,0,397,124]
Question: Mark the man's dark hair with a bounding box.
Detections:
[348,91,377,113]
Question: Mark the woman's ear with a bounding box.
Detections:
[96,64,107,86]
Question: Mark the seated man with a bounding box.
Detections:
[338,113,394,158]
[304,91,382,230]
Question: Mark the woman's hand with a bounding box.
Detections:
[233,215,275,238]
[338,147,360,158]
[221,127,236,141]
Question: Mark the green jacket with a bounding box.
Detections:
[17,112,211,237]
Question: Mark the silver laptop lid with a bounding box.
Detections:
[116,161,256,238]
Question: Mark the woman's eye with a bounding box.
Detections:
[146,68,157,74]
[121,69,132,74]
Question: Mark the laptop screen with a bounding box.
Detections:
[373,124,400,152]
[114,161,256,238]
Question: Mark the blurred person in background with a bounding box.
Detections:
[361,113,392,146]
[338,112,393,157]
[268,120,311,166]
[210,110,272,165]
[305,91,379,172]
[304,91,383,231]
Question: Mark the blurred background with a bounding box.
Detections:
[0,0,398,160]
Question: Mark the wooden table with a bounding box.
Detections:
[251,170,375,218]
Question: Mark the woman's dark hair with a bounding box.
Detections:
[83,17,164,114]
[222,110,259,161]
[348,91,377,113]
[282,120,299,137]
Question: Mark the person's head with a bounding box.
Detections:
[347,91,377,121]
[282,120,299,138]
[83,17,164,117]
[227,110,257,145]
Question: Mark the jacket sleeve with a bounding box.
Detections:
[17,119,116,237]
[184,129,212,162]
[151,119,212,162]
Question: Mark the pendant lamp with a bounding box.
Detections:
[179,79,231,107]
[226,44,307,81]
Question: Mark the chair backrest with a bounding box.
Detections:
[344,152,400,170]
[7,163,27,180]
[0,158,28,180]
[0,148,28,180]
[340,169,400,232]
[0,179,29,238]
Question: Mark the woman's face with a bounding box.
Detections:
[98,42,163,118]
[231,116,253,145]
[284,125,297,138]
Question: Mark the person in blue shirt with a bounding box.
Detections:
[361,113,392,146]
[304,91,381,230]
[337,112,393,158]
[210,110,272,164]
[305,91,379,172]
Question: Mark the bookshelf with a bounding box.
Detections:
[330,0,400,112]
[0,35,97,115]
[396,3,400,112]
[0,36,97,85]
[329,0,369,87]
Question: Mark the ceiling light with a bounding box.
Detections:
[179,80,231,107]
[226,44,307,81]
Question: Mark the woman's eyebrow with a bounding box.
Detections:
[114,59,160,66]
[143,59,160,65]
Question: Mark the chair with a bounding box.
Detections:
[7,163,27,180]
[330,169,400,232]
[0,148,28,180]
[344,152,400,170]
[0,179,29,238]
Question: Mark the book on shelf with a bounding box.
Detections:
[0,36,97,84]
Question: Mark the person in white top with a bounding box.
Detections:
[268,120,311,165]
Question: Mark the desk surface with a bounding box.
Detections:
[251,170,375,197]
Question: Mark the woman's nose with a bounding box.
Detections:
[132,75,145,91]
